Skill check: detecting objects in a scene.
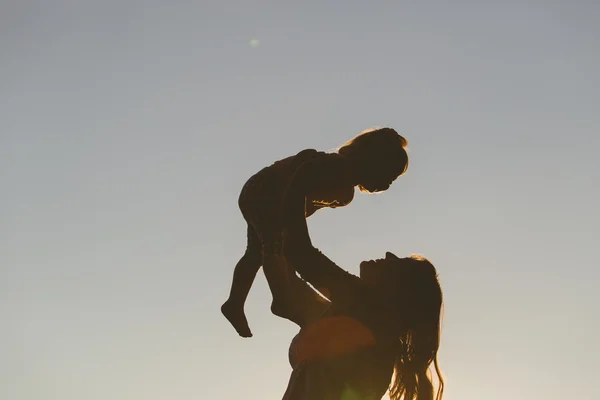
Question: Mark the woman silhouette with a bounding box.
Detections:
[265,192,445,400]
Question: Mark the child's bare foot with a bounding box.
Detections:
[221,300,253,338]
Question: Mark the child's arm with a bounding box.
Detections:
[305,200,335,218]
[304,201,320,218]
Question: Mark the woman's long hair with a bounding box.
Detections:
[389,256,444,400]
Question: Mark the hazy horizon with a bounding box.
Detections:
[2,1,599,399]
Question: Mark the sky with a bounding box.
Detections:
[2,1,599,399]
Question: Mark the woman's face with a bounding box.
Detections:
[359,251,412,289]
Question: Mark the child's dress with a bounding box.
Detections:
[237,149,324,252]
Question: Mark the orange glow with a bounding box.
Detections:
[291,316,376,364]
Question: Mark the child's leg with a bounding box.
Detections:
[221,224,262,338]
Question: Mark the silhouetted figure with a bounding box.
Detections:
[222,127,409,337]
[277,194,444,400]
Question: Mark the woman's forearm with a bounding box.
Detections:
[283,213,364,305]
[284,238,361,305]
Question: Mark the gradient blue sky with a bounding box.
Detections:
[2,1,599,399]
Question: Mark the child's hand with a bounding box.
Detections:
[305,201,320,218]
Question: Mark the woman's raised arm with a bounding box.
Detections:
[281,176,367,306]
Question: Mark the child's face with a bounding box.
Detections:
[357,155,401,193]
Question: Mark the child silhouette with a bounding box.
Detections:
[222,127,409,337]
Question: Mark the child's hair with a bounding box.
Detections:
[337,127,409,193]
